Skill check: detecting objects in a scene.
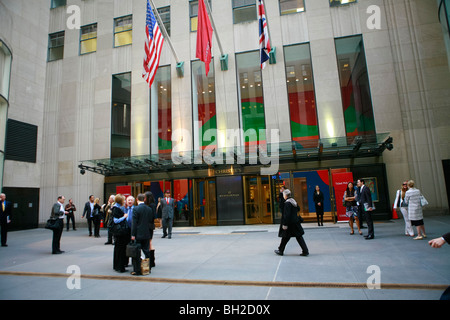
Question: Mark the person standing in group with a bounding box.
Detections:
[393,181,414,237]
[156,197,162,228]
[313,185,324,227]
[344,182,362,235]
[160,190,175,239]
[355,183,365,229]
[404,180,427,240]
[51,196,68,254]
[130,193,155,275]
[112,194,130,273]
[357,179,375,240]
[0,193,12,247]
[64,199,77,231]
[82,195,95,236]
[145,191,157,268]
[125,196,135,229]
[103,195,115,245]
[274,189,309,257]
[92,198,102,238]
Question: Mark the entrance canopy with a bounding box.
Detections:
[79,133,393,177]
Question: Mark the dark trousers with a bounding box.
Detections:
[278,236,309,254]
[1,221,8,245]
[357,205,365,227]
[66,213,76,230]
[113,233,130,271]
[316,214,323,226]
[86,217,93,235]
[92,216,101,237]
[364,210,375,237]
[162,217,173,237]
[52,219,64,253]
[132,238,150,274]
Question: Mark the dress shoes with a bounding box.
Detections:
[365,235,374,240]
[300,252,309,256]
[274,250,283,256]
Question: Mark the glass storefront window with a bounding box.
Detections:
[330,0,357,7]
[150,65,172,154]
[192,59,217,152]
[279,0,305,15]
[284,43,319,146]
[80,23,97,55]
[236,51,266,147]
[111,72,131,158]
[335,35,376,140]
[114,15,132,47]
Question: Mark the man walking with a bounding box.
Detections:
[160,190,174,239]
[357,179,375,240]
[65,198,77,231]
[130,193,155,275]
[82,195,95,236]
[0,193,12,247]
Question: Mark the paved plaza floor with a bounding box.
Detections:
[0,215,449,303]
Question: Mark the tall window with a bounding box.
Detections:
[111,72,131,158]
[80,23,97,55]
[335,35,375,139]
[114,15,133,47]
[236,51,266,146]
[232,0,257,24]
[48,31,64,62]
[279,0,305,15]
[190,0,211,32]
[192,59,217,151]
[284,43,319,145]
[150,66,172,155]
[0,40,12,191]
[157,6,171,36]
[330,0,357,7]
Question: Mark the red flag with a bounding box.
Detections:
[195,0,213,76]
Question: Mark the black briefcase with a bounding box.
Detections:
[126,241,141,258]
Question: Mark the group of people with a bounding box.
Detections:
[49,189,177,276]
[343,179,375,239]
[393,180,428,240]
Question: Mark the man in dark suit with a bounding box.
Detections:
[51,196,67,254]
[357,179,374,239]
[160,190,174,239]
[131,193,155,275]
[82,195,95,236]
[0,193,12,247]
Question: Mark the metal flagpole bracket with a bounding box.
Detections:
[269,47,276,64]
[176,61,184,77]
[220,54,228,71]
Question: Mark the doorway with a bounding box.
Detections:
[193,178,217,226]
[243,176,273,224]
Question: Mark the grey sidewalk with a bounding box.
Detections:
[0,216,449,300]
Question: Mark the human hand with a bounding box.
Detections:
[282,225,288,230]
[428,237,446,248]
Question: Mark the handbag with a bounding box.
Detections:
[420,195,429,207]
[111,219,130,236]
[45,217,59,230]
[126,241,141,258]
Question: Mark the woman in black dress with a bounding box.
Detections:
[313,185,324,226]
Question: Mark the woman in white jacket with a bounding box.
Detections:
[393,181,414,237]
[404,180,427,240]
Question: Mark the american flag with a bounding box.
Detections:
[142,0,164,87]
[258,0,271,69]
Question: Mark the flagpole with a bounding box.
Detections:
[203,0,224,57]
[260,0,271,46]
[148,0,181,64]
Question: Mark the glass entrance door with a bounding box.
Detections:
[243,176,273,224]
[193,178,217,226]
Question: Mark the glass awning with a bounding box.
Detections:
[79,133,393,176]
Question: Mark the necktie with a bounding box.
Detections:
[2,202,4,211]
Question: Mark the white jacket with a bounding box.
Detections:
[404,188,423,221]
